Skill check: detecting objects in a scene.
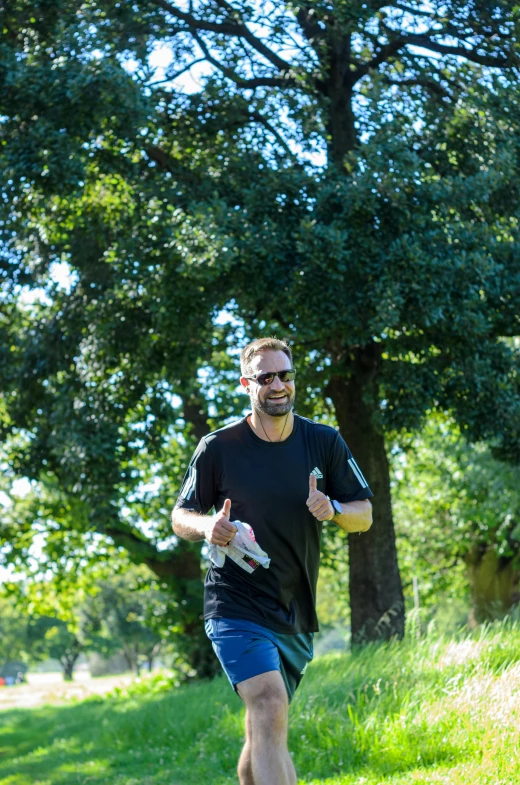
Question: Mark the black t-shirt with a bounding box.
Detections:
[175,414,373,634]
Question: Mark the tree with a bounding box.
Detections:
[27,615,83,681]
[1,1,520,648]
[82,567,173,675]
[1,590,83,681]
[9,574,92,681]
[0,450,221,674]
[392,416,520,624]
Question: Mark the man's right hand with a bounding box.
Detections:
[205,499,237,546]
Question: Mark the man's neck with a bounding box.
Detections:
[248,410,294,442]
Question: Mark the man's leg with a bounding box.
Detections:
[236,670,297,785]
[237,709,254,785]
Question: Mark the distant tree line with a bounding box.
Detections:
[0,567,178,681]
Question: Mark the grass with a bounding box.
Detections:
[1,620,519,784]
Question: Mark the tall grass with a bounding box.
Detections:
[1,620,519,784]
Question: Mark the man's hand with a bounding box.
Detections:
[205,499,238,546]
[306,474,334,521]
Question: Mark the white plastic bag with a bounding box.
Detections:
[209,521,270,574]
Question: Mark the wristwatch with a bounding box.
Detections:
[328,497,342,519]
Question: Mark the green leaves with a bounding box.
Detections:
[392,415,520,607]
[1,0,520,646]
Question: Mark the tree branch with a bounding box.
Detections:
[102,521,174,563]
[213,0,244,20]
[145,145,209,202]
[193,30,295,88]
[296,7,326,48]
[146,144,178,175]
[146,58,206,86]
[393,2,436,17]
[102,521,201,583]
[355,37,407,79]
[382,75,452,99]
[404,33,515,67]
[248,110,295,158]
[355,23,515,84]
[153,0,293,73]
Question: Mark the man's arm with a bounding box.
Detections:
[332,499,372,533]
[171,508,206,541]
[172,499,237,546]
[307,474,372,532]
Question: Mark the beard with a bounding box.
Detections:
[253,390,295,417]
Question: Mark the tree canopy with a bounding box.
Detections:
[1,1,520,654]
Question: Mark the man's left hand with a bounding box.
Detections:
[306,474,334,521]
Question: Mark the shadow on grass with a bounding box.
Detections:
[0,686,465,785]
[0,677,242,785]
[2,633,510,785]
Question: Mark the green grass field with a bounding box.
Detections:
[1,621,519,785]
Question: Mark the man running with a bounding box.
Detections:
[172,337,373,785]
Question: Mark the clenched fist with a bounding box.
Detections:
[205,499,238,546]
[306,474,334,521]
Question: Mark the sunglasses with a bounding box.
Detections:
[244,369,296,386]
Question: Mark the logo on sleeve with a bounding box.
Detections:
[310,466,323,479]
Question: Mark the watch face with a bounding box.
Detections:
[333,500,342,515]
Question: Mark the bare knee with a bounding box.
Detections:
[250,689,288,734]
[237,672,289,737]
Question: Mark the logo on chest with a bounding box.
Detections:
[310,466,323,479]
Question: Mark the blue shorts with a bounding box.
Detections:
[204,617,314,702]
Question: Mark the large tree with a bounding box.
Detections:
[1,1,520,650]
[392,415,520,624]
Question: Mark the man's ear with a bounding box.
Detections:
[239,376,250,392]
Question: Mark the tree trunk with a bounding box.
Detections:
[122,646,138,674]
[61,653,79,681]
[325,84,357,169]
[328,346,405,643]
[318,30,405,642]
[320,32,358,169]
[146,540,218,677]
[465,546,520,625]
[183,392,210,442]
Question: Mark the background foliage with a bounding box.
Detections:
[1,1,520,661]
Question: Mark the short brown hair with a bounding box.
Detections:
[240,337,293,376]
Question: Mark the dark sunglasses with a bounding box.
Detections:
[244,369,296,386]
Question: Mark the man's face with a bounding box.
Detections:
[240,350,295,417]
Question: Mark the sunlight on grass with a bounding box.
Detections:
[0,621,519,785]
[0,778,36,785]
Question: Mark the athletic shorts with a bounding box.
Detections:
[204,616,314,702]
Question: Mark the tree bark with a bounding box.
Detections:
[183,395,210,442]
[328,345,405,642]
[465,546,520,625]
[61,652,79,681]
[319,23,406,641]
[320,31,358,169]
[122,644,141,675]
[146,540,219,677]
[325,82,357,169]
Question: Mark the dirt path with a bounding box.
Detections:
[0,672,134,710]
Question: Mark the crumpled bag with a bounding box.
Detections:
[209,521,270,574]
